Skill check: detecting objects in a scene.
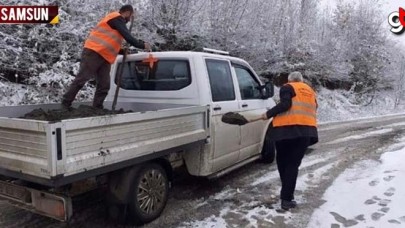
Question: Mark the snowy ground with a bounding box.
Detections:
[0,81,28,106]
[0,79,93,106]
[316,88,405,122]
[308,138,405,227]
[177,151,340,228]
[170,116,405,228]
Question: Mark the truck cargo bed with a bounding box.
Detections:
[0,102,208,187]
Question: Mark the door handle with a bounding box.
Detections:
[242,104,248,108]
[213,107,222,111]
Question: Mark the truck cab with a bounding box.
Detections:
[107,49,276,177]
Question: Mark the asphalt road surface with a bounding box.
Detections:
[1,114,405,228]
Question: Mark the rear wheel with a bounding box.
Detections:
[128,163,169,225]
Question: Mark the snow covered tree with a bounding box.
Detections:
[331,1,389,103]
[0,0,401,108]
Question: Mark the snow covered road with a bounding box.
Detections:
[308,138,405,227]
[1,113,405,227]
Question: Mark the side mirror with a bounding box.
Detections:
[260,82,274,99]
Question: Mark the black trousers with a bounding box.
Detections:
[62,48,111,108]
[275,137,310,201]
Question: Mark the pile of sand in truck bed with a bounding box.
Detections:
[20,105,132,121]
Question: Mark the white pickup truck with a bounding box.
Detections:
[0,49,275,225]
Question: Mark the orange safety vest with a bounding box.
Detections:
[84,12,124,64]
[273,82,317,127]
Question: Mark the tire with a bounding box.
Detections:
[128,163,169,225]
[261,129,275,164]
[107,204,127,224]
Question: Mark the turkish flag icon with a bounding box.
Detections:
[400,7,405,27]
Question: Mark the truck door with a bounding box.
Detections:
[233,64,268,161]
[205,59,241,172]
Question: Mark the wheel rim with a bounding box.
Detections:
[137,169,166,215]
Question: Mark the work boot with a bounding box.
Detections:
[281,200,297,210]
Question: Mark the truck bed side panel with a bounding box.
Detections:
[59,106,208,177]
[0,105,208,182]
[0,119,50,178]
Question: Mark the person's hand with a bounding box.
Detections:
[118,48,127,55]
[261,113,268,120]
[144,42,152,52]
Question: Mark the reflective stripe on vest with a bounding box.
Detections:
[92,26,123,45]
[84,12,124,64]
[273,82,317,127]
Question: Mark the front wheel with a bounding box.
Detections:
[261,130,275,164]
[128,163,169,225]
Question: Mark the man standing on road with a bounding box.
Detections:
[261,71,318,210]
[62,5,151,110]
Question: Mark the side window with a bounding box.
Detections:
[115,60,191,91]
[234,65,261,100]
[206,59,235,102]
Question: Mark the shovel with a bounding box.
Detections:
[112,15,135,111]
[221,112,264,126]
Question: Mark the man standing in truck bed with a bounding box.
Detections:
[62,5,151,110]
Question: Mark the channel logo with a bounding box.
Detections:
[388,7,405,35]
[0,6,59,24]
